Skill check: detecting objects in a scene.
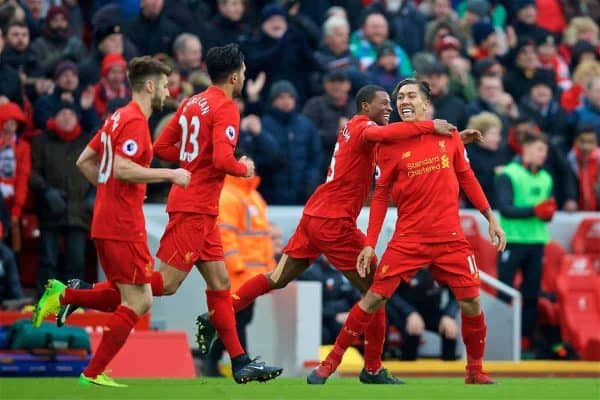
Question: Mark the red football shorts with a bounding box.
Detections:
[283,215,366,271]
[94,239,154,285]
[156,212,224,272]
[370,239,480,300]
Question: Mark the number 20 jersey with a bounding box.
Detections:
[88,101,152,242]
[157,86,242,216]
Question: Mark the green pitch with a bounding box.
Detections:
[1,377,597,400]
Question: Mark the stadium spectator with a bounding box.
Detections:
[29,102,93,297]
[504,38,557,104]
[203,171,276,376]
[424,19,461,54]
[93,53,130,120]
[125,0,181,57]
[464,112,507,208]
[313,15,365,92]
[496,133,555,356]
[298,256,360,345]
[0,193,25,306]
[561,60,600,112]
[472,57,504,80]
[172,33,205,80]
[365,0,426,57]
[34,60,99,132]
[78,5,138,86]
[534,0,566,36]
[0,27,24,107]
[508,0,550,44]
[62,0,84,39]
[243,3,318,105]
[435,35,478,103]
[456,0,489,51]
[349,11,412,77]
[366,40,406,95]
[518,74,570,152]
[419,63,467,128]
[303,70,355,169]
[385,269,459,361]
[469,21,500,61]
[561,0,600,21]
[0,102,30,253]
[537,35,572,91]
[466,74,518,133]
[567,125,600,211]
[506,117,579,210]
[201,0,251,53]
[259,80,323,205]
[560,17,599,66]
[2,20,41,80]
[570,76,600,140]
[162,0,211,36]
[29,5,86,75]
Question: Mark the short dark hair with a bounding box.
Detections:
[392,78,431,101]
[206,43,245,84]
[6,19,28,32]
[127,56,172,92]
[355,84,386,111]
[576,124,597,137]
[521,132,548,146]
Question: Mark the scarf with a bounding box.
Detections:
[46,118,82,142]
[574,146,600,211]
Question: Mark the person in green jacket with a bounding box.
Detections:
[495,132,556,355]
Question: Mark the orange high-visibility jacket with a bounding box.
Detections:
[218,175,275,292]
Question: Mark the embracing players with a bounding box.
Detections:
[308,79,506,385]
[196,84,481,384]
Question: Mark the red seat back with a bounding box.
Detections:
[542,241,567,293]
[572,218,600,255]
[460,214,481,254]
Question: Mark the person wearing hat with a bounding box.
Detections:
[30,101,94,297]
[125,0,182,58]
[201,0,252,51]
[420,62,468,128]
[503,38,557,103]
[93,53,130,119]
[243,3,316,104]
[29,5,86,75]
[0,102,30,253]
[366,40,405,95]
[34,59,99,132]
[509,0,550,44]
[469,21,500,61]
[433,34,479,102]
[260,80,324,204]
[303,71,356,174]
[536,35,571,91]
[457,0,489,49]
[518,74,570,152]
[78,4,139,86]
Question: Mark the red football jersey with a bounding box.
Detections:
[88,101,152,242]
[367,131,490,245]
[154,86,247,215]
[303,115,435,220]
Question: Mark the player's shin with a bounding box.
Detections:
[231,274,270,313]
[461,311,487,372]
[363,307,386,373]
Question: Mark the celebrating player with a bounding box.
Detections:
[32,57,191,387]
[308,79,506,385]
[196,84,481,384]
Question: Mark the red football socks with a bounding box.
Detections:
[63,272,165,312]
[364,307,385,373]
[206,289,245,359]
[232,274,271,312]
[461,312,487,372]
[83,305,139,378]
[324,303,375,373]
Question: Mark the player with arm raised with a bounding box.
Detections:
[308,79,506,385]
[196,84,481,384]
[32,57,190,387]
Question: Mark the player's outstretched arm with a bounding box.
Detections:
[362,119,454,143]
[113,155,191,187]
[76,146,99,186]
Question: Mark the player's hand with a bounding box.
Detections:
[171,168,191,188]
[438,315,458,339]
[80,85,95,110]
[406,312,425,336]
[489,218,506,252]
[432,119,455,136]
[459,129,483,144]
[356,246,375,278]
[240,156,255,177]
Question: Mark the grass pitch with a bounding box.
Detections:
[1,377,597,400]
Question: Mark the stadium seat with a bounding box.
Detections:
[555,255,600,359]
[460,214,481,254]
[541,241,567,294]
[571,217,600,255]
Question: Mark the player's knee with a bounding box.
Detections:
[207,274,230,291]
[126,293,153,315]
[458,296,481,315]
[162,278,180,296]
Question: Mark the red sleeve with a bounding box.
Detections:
[114,118,146,161]
[366,148,396,247]
[12,140,31,218]
[453,133,491,212]
[212,102,247,176]
[88,129,102,153]
[153,112,181,163]
[362,121,435,143]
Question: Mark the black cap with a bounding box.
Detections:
[323,70,349,82]
[420,62,449,76]
[376,40,396,59]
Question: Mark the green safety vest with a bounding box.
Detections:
[499,162,553,244]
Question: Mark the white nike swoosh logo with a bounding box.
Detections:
[248,365,265,370]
